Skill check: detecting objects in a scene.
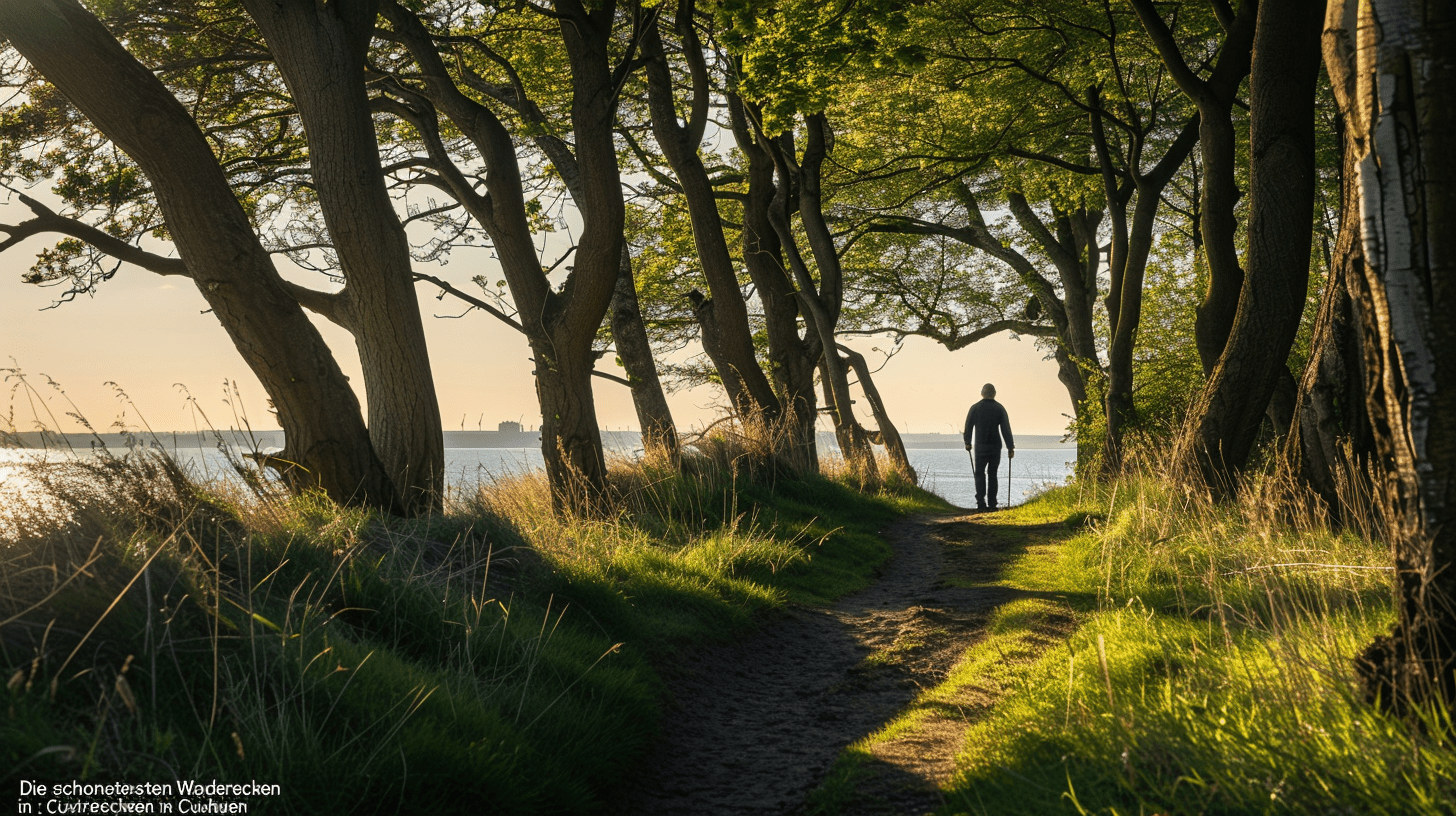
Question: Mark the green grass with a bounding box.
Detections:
[1,449,948,814]
[811,475,1456,815]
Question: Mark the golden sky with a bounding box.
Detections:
[1,220,1071,438]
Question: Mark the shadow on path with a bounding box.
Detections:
[611,510,1076,815]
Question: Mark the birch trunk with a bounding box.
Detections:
[1326,0,1456,707]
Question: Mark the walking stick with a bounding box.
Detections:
[1006,451,1012,508]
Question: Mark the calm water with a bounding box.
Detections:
[0,443,1074,519]
[443,446,1074,508]
[906,447,1073,509]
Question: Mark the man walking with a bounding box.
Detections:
[963,383,1014,511]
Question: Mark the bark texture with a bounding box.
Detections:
[1175,0,1325,493]
[643,4,781,420]
[1289,117,1377,515]
[1326,0,1456,708]
[0,0,398,510]
[243,0,444,514]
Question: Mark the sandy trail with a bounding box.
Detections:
[613,512,1024,815]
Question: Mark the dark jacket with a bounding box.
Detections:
[963,398,1014,452]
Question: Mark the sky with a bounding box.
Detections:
[0,203,1072,440]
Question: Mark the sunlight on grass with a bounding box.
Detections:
[932,477,1453,816]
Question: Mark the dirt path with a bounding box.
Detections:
[612,512,1026,815]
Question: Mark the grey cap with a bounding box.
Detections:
[981,383,996,398]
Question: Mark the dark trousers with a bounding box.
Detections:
[973,446,1002,508]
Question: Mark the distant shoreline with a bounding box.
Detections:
[4,429,1072,452]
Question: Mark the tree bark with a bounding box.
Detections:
[381,0,629,511]
[1129,0,1258,374]
[446,30,680,461]
[839,344,916,483]
[243,0,444,514]
[0,0,399,510]
[1288,108,1376,516]
[1096,102,1201,471]
[538,0,628,511]
[763,117,878,476]
[610,246,679,456]
[1326,0,1456,709]
[727,93,822,472]
[1175,0,1324,494]
[643,5,781,420]
[818,356,879,482]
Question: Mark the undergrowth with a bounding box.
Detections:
[1,441,948,814]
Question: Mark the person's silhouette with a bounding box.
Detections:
[963,383,1014,511]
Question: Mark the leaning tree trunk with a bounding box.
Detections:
[0,0,400,511]
[643,10,781,421]
[609,246,679,457]
[729,90,820,472]
[839,345,916,483]
[1287,118,1377,518]
[243,0,444,514]
[817,356,880,483]
[763,118,877,478]
[1175,0,1324,494]
[381,0,623,512]
[1326,0,1456,709]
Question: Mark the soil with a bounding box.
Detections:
[611,511,1043,816]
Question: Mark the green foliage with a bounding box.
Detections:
[1128,232,1206,434]
[717,0,926,134]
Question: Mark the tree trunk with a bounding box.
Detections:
[534,337,610,513]
[1005,194,1103,453]
[729,92,822,472]
[610,246,679,457]
[1326,0,1456,709]
[1192,105,1248,373]
[643,9,781,420]
[818,356,879,482]
[243,0,444,514]
[1089,83,1199,471]
[381,0,624,511]
[0,0,399,510]
[1175,0,1323,494]
[1129,0,1257,374]
[763,116,877,478]
[1288,114,1376,515]
[839,344,916,483]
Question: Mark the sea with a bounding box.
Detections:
[0,436,1075,517]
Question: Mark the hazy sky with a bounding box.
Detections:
[1,209,1072,439]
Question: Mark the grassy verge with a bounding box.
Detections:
[815,476,1456,815]
[1,449,948,814]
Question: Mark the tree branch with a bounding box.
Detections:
[414,271,633,387]
[1,189,190,277]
